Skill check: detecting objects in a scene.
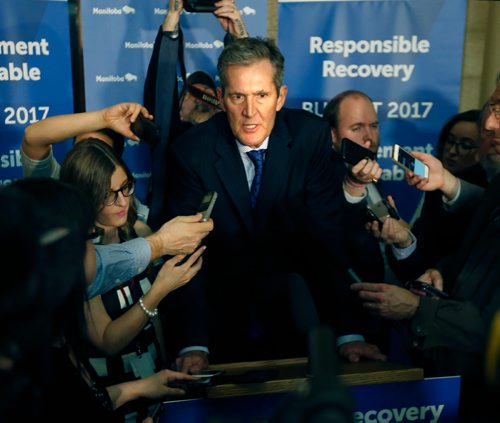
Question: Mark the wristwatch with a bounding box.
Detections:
[164,29,179,40]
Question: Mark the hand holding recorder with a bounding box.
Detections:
[340,138,382,189]
[175,191,217,266]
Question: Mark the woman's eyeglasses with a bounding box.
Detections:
[444,134,479,154]
[103,180,135,206]
[488,102,500,121]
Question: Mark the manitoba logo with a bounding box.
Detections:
[95,72,138,83]
[241,6,256,15]
[124,73,138,81]
[92,5,135,15]
[122,5,135,14]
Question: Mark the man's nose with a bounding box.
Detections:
[243,97,256,117]
[363,128,376,146]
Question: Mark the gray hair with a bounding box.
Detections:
[217,37,284,95]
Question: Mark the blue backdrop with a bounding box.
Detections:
[0,0,74,186]
[278,0,467,221]
[0,0,467,219]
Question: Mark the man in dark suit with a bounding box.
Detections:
[163,37,386,372]
[351,78,500,421]
[323,90,409,284]
[323,90,401,352]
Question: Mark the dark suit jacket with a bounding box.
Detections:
[409,173,500,380]
[163,108,365,361]
[388,163,489,282]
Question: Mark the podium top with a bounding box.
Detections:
[206,357,424,399]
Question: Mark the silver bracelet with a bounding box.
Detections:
[139,296,158,318]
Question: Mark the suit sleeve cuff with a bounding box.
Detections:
[179,346,210,356]
[336,334,365,347]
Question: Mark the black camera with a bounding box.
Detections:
[130,114,160,147]
[184,0,217,13]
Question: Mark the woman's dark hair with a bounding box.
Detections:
[98,128,125,158]
[0,177,94,418]
[73,128,125,159]
[436,109,481,160]
[60,138,137,239]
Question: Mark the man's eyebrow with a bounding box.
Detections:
[350,120,378,127]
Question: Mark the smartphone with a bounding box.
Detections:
[198,191,218,222]
[192,369,225,378]
[340,137,376,165]
[366,199,400,224]
[404,280,449,299]
[184,0,217,13]
[175,191,217,266]
[391,144,429,178]
[167,377,212,390]
[130,114,160,146]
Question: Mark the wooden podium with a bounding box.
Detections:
[159,359,462,423]
[206,357,424,399]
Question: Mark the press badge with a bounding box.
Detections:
[130,352,156,378]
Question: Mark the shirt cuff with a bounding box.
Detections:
[87,237,151,298]
[336,334,365,347]
[442,178,461,209]
[178,346,210,356]
[391,230,417,260]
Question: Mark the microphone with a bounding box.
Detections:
[271,326,355,423]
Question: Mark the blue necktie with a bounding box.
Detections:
[247,149,265,208]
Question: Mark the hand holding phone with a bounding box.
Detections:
[404,280,449,299]
[366,199,400,224]
[175,191,217,266]
[197,191,218,222]
[391,145,429,178]
[340,138,376,165]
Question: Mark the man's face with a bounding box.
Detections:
[218,59,287,148]
[331,95,379,153]
[479,83,500,178]
[180,83,219,124]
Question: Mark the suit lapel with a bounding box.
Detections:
[255,114,292,215]
[214,134,254,233]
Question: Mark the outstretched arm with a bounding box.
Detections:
[85,247,205,354]
[22,103,151,160]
